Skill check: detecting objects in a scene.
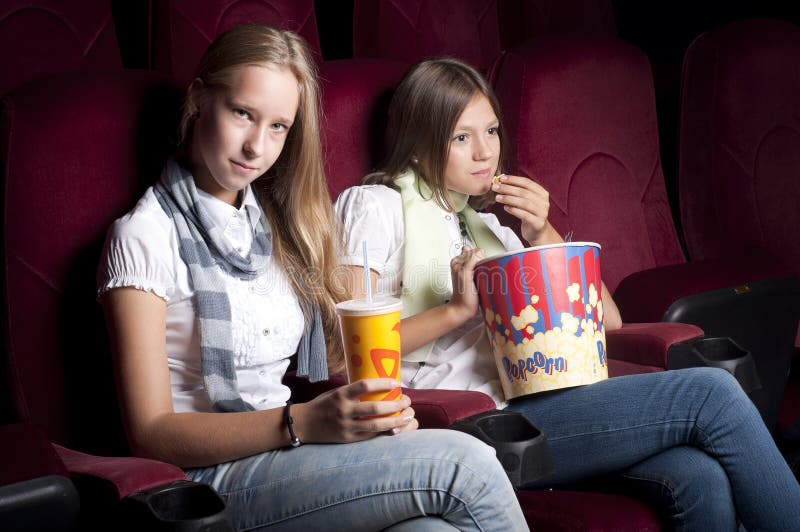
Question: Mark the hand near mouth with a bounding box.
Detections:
[491,174,561,246]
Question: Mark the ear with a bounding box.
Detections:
[186,78,206,114]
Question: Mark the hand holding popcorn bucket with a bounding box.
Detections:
[474,242,608,400]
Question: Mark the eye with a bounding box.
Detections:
[270,123,289,132]
[233,108,251,120]
[453,133,468,143]
[487,127,499,136]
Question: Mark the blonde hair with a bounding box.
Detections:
[182,24,347,373]
[364,57,505,211]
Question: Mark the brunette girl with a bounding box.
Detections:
[336,57,800,530]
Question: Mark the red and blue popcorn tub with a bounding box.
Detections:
[474,242,608,400]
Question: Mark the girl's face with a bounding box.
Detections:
[190,65,300,206]
[442,93,500,198]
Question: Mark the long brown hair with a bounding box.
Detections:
[181,24,347,373]
[364,57,505,211]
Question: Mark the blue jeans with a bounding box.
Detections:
[506,367,800,531]
[186,428,528,531]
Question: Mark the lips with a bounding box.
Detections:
[231,160,258,172]
[471,168,492,178]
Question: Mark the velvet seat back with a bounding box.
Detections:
[353,0,502,73]
[1,70,182,454]
[492,34,685,292]
[151,0,322,87]
[319,58,408,198]
[679,19,800,273]
[0,0,121,95]
[497,0,617,50]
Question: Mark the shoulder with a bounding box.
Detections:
[108,187,174,246]
[98,187,178,300]
[334,184,404,260]
[335,184,401,214]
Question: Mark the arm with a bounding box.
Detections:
[102,287,417,468]
[344,247,486,354]
[492,174,622,330]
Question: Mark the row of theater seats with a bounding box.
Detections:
[2,1,799,530]
[0,0,619,96]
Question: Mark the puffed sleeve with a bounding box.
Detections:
[334,185,401,273]
[97,197,177,301]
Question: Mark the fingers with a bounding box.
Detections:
[450,246,485,271]
[389,406,419,435]
[341,378,403,400]
[493,174,549,208]
[492,174,548,197]
[348,401,417,438]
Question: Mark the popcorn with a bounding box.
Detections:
[589,283,599,307]
[567,282,581,302]
[511,304,539,330]
[492,174,503,185]
[474,243,608,400]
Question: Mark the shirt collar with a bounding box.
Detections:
[196,185,265,234]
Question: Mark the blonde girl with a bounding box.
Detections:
[99,27,527,531]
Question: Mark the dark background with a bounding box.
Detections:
[109,0,800,255]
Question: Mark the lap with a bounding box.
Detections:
[506,367,743,483]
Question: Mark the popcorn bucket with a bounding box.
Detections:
[474,242,608,400]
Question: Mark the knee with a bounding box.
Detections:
[434,429,498,464]
[684,367,744,397]
[422,430,508,478]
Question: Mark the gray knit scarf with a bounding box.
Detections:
[153,160,328,412]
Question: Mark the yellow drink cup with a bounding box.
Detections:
[335,297,403,405]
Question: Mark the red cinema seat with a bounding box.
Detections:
[319,58,410,197]
[0,0,121,95]
[679,17,800,443]
[497,0,617,50]
[0,70,234,529]
[352,0,503,74]
[679,18,800,280]
[492,33,799,432]
[150,0,322,87]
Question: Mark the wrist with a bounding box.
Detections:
[444,300,474,327]
[283,401,303,447]
[527,222,562,247]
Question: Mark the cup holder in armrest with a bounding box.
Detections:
[449,410,554,488]
[118,480,235,531]
[667,336,762,394]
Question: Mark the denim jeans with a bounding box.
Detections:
[186,428,528,531]
[506,367,800,531]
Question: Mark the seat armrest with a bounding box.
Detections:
[283,372,496,429]
[404,388,496,429]
[606,322,704,369]
[614,251,790,323]
[53,445,186,500]
[0,424,80,532]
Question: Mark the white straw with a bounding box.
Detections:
[362,240,373,303]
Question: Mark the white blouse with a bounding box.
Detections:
[335,184,525,406]
[97,185,305,413]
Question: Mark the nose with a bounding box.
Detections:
[473,135,494,161]
[243,125,267,159]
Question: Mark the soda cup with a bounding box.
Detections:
[335,297,403,405]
